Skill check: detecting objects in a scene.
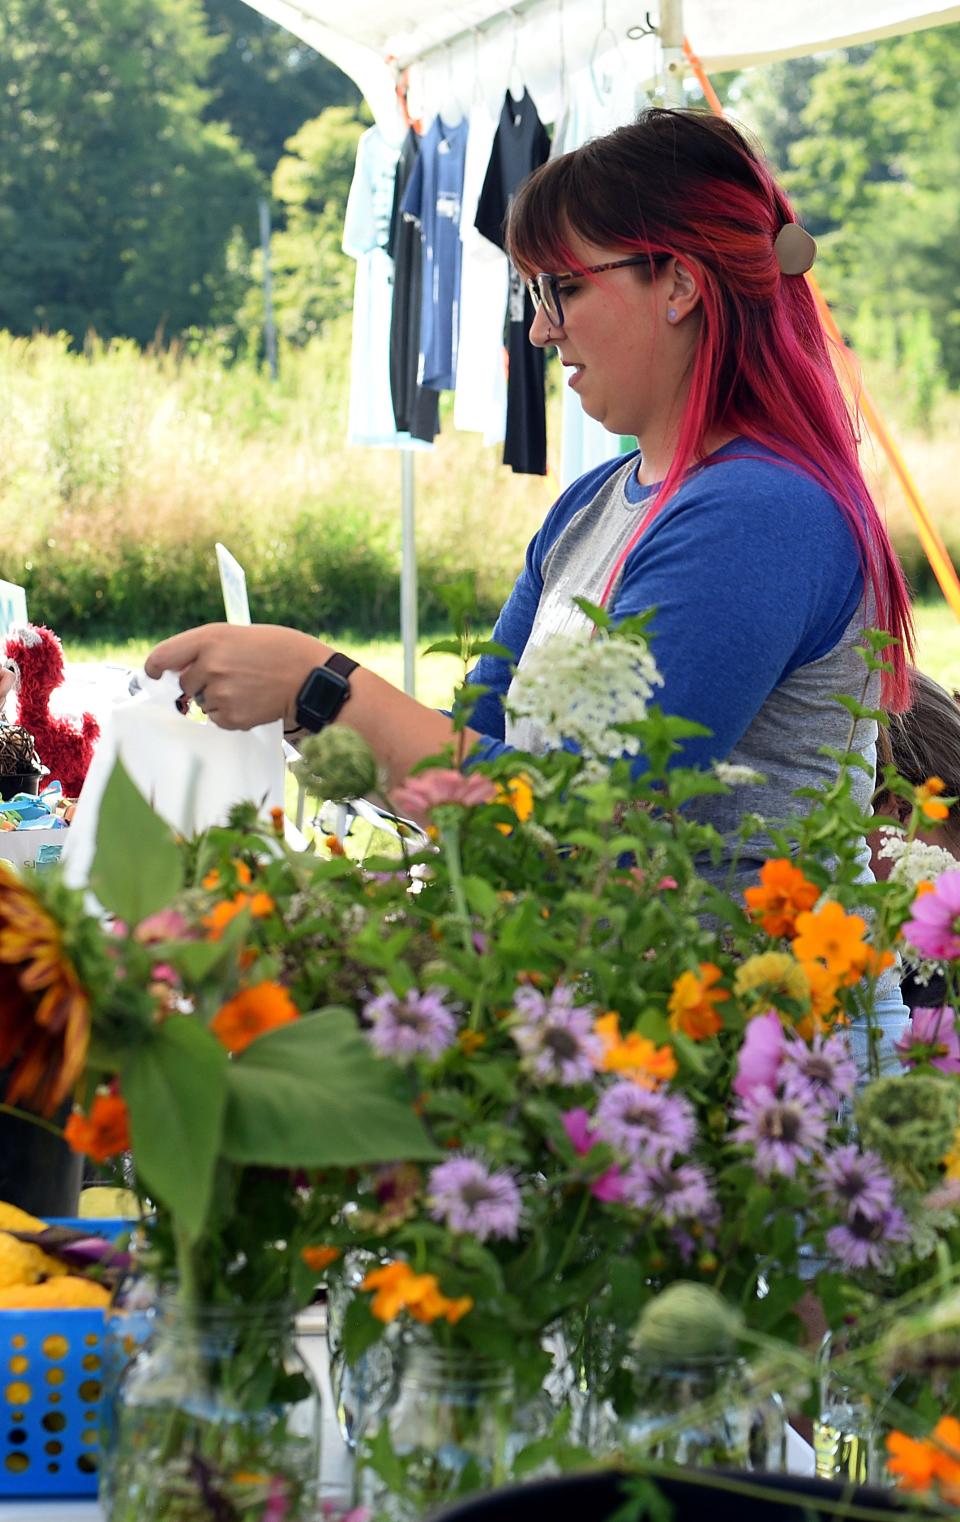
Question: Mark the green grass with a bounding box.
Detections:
[64,600,960,705]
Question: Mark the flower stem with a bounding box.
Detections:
[0,1101,66,1140]
[553,1188,591,1279]
[440,822,474,957]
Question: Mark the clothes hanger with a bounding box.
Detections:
[507,10,525,106]
[590,0,624,103]
[438,42,463,131]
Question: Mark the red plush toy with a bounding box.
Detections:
[4,625,99,798]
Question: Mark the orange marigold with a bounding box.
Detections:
[210,981,299,1054]
[667,963,729,1040]
[915,776,951,824]
[594,1012,677,1086]
[64,1092,131,1163]
[744,858,819,939]
[0,863,91,1116]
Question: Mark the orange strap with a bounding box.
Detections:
[682,36,960,622]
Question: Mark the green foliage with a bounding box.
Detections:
[89,760,184,923]
[0,0,260,346]
[222,1010,441,1167]
[201,0,359,179]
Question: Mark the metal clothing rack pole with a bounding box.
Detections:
[400,450,417,696]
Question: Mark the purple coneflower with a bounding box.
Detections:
[732,1078,827,1177]
[511,984,602,1085]
[363,988,457,1061]
[620,1160,716,1225]
[895,1006,960,1075]
[902,871,960,961]
[819,1145,895,1220]
[594,1081,695,1161]
[826,1205,911,1271]
[561,1109,625,1202]
[428,1157,522,1241]
[781,1031,857,1111]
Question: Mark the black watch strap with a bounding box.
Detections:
[294,652,359,733]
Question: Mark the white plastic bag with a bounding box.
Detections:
[63,671,284,889]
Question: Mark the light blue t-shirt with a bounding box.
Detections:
[400,115,468,393]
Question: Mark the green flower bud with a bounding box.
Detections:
[632,1282,743,1363]
[856,1074,959,1181]
[294,728,378,803]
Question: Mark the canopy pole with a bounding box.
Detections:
[658,0,686,104]
[400,450,417,696]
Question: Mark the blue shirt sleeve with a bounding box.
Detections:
[611,455,863,769]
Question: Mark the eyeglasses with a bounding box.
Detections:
[525,255,669,329]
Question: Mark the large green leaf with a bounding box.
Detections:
[122,1015,228,1242]
[89,759,184,925]
[222,1009,440,1168]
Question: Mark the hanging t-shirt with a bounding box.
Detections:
[400,115,468,393]
[342,126,429,451]
[475,89,551,477]
[388,130,440,444]
[453,100,508,446]
[551,63,645,487]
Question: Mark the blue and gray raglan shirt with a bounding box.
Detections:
[464,437,907,1043]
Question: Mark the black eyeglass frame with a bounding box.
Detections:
[525,254,671,329]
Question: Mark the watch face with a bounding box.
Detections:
[297,666,350,730]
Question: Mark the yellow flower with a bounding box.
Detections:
[0,862,91,1116]
[733,952,809,1011]
[943,1126,960,1181]
[493,774,535,834]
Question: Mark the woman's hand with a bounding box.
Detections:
[145,624,326,730]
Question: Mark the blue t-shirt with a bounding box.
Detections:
[466,440,864,769]
[400,116,468,393]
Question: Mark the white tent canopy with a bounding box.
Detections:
[243,0,960,137]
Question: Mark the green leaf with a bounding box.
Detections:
[89,758,183,924]
[341,1295,385,1363]
[422,637,464,656]
[122,1015,228,1242]
[222,1009,441,1167]
[462,874,500,917]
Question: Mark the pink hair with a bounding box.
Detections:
[507,110,913,709]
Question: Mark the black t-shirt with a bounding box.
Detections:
[475,89,550,476]
[388,128,440,443]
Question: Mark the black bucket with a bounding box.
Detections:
[0,1068,82,1217]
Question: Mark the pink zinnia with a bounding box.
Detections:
[134,908,191,943]
[390,768,497,824]
[732,1010,785,1100]
[896,1006,960,1074]
[902,871,960,961]
[561,1108,624,1202]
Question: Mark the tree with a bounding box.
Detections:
[0,0,260,344]
[201,0,359,180]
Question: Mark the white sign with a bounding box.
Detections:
[215,543,251,626]
[0,579,27,639]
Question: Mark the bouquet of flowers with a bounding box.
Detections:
[3,599,960,1518]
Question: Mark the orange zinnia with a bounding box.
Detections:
[887,1416,960,1502]
[0,863,91,1116]
[744,858,819,939]
[362,1261,472,1325]
[915,776,951,823]
[301,1246,340,1272]
[594,1012,677,1085]
[203,891,275,940]
[202,860,253,891]
[792,902,870,982]
[65,1092,131,1163]
[210,981,299,1054]
[667,963,729,1040]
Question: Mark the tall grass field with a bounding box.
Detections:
[1,322,959,694]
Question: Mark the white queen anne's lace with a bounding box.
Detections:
[507,629,663,762]
[879,830,958,894]
[713,763,767,786]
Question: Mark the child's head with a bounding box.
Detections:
[872,668,960,875]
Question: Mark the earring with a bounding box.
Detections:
[667,307,678,323]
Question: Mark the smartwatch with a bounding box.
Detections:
[294,653,359,733]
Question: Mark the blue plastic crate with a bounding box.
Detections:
[0,1216,134,1499]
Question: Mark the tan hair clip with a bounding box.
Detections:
[774,223,817,275]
